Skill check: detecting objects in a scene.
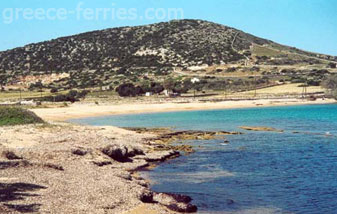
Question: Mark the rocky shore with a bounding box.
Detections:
[0,122,244,214]
[0,123,179,213]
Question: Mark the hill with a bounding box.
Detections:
[0,19,336,91]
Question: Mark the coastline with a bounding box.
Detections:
[2,98,336,213]
[31,98,336,121]
[0,122,203,213]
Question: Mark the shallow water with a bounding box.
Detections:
[72,104,337,214]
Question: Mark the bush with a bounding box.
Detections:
[322,74,337,99]
[116,83,144,97]
[150,82,164,94]
[328,62,337,69]
[0,107,44,126]
[50,88,58,93]
[41,90,89,103]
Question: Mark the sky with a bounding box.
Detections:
[0,0,336,56]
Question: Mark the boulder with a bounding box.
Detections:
[166,203,198,213]
[71,148,88,156]
[2,151,22,160]
[128,147,145,157]
[154,193,197,213]
[139,190,154,203]
[101,145,129,162]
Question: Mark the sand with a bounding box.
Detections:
[31,98,336,121]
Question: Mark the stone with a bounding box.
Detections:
[101,145,129,162]
[139,190,154,203]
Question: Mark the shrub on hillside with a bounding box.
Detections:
[0,107,44,126]
[41,90,89,103]
[50,88,58,93]
[116,83,144,97]
[322,74,337,99]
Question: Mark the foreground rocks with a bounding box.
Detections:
[0,123,195,214]
[0,124,245,213]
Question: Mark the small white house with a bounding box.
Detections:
[101,86,111,91]
[163,90,169,97]
[145,92,153,97]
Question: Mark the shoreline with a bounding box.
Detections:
[0,123,200,214]
[2,98,336,213]
[31,98,336,121]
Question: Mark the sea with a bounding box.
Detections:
[71,104,337,214]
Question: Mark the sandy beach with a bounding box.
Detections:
[31,98,336,121]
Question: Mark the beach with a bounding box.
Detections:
[31,98,335,121]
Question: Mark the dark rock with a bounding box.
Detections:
[166,203,198,213]
[128,147,145,157]
[42,163,64,171]
[92,161,112,167]
[139,190,154,203]
[101,145,130,162]
[71,148,88,156]
[166,193,192,203]
[154,193,197,213]
[226,199,235,205]
[2,151,22,160]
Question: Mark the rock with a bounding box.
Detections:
[226,199,235,205]
[42,163,64,171]
[145,150,180,162]
[139,190,154,203]
[239,126,284,133]
[171,145,195,154]
[92,161,112,167]
[101,145,129,162]
[128,147,145,157]
[154,193,197,213]
[2,151,22,160]
[72,148,88,156]
[166,203,198,213]
[135,180,149,187]
[117,172,132,181]
[165,193,192,203]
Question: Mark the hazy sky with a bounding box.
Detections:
[1,0,336,55]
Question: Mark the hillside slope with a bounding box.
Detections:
[0,19,336,91]
[0,19,282,73]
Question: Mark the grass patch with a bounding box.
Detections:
[252,45,284,57]
[0,106,44,126]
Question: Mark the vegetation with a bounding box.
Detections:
[1,19,335,92]
[322,74,337,99]
[40,90,89,102]
[0,106,44,126]
[0,20,335,101]
[116,83,143,97]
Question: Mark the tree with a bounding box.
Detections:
[116,83,144,97]
[150,82,164,94]
[163,77,176,92]
[328,62,337,69]
[0,74,8,90]
[322,74,337,99]
[50,88,58,93]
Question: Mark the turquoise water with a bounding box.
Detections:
[71,104,337,214]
